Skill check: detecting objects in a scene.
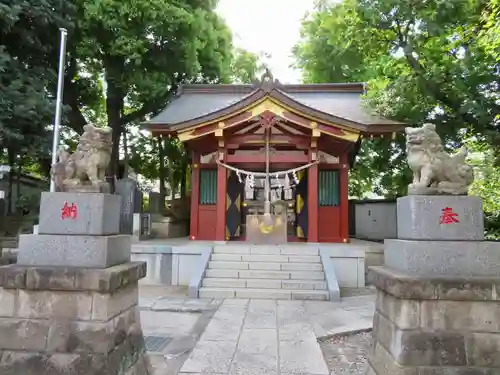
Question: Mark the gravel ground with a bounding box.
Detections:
[319,331,372,374]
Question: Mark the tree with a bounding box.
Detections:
[0,0,75,211]
[230,48,268,83]
[61,0,235,183]
[294,0,500,198]
[466,135,500,239]
[126,44,264,215]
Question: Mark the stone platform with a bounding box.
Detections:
[366,266,500,374]
[0,262,150,375]
[17,233,131,268]
[384,238,500,277]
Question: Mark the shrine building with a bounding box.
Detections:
[144,72,405,243]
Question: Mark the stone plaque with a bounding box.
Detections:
[115,178,142,234]
[38,192,121,236]
[397,195,484,241]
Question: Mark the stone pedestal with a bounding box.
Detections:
[384,239,500,277]
[366,267,500,374]
[0,192,151,374]
[397,195,484,240]
[367,195,500,374]
[17,234,131,268]
[38,192,121,235]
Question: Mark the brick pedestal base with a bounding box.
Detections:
[366,266,500,375]
[0,262,151,375]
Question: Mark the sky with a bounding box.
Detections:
[216,0,316,84]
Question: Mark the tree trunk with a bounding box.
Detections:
[157,136,166,213]
[6,148,14,214]
[164,138,177,199]
[122,128,129,178]
[105,80,124,191]
[16,163,21,214]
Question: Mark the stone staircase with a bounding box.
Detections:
[199,244,329,300]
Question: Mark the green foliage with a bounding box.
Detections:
[466,136,500,239]
[230,48,268,84]
[124,43,264,195]
[0,0,75,181]
[294,0,500,201]
[58,0,237,179]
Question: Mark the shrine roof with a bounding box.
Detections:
[144,73,406,134]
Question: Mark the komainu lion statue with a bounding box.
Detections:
[51,124,112,192]
[406,123,474,195]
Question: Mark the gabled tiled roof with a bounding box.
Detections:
[144,73,405,133]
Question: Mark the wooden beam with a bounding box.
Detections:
[226,153,308,164]
[275,121,311,136]
[226,134,310,149]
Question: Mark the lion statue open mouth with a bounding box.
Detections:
[51,124,112,193]
[405,123,474,196]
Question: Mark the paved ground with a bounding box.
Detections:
[138,285,375,375]
[139,285,222,375]
[320,332,372,375]
[179,299,330,375]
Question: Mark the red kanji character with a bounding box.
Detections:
[61,202,78,220]
[439,207,459,224]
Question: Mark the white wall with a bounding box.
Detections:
[355,202,397,241]
[131,243,211,286]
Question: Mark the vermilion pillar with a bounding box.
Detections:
[215,147,227,241]
[308,149,319,242]
[189,152,200,240]
[339,153,350,242]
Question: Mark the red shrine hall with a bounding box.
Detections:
[144,72,404,243]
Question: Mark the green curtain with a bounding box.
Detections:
[318,170,340,206]
[200,169,217,205]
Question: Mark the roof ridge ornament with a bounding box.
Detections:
[261,68,274,82]
[259,68,280,93]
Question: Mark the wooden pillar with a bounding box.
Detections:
[339,153,350,242]
[307,145,319,242]
[215,141,227,241]
[189,151,200,240]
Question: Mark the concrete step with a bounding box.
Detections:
[208,261,323,272]
[199,287,329,300]
[213,245,319,256]
[211,254,321,263]
[205,269,325,280]
[202,277,327,290]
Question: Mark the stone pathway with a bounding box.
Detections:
[139,285,222,375]
[139,285,376,375]
[179,297,375,375]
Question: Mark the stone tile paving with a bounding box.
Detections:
[139,284,376,375]
[139,285,222,375]
[179,299,331,375]
[319,332,372,374]
[305,295,375,340]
